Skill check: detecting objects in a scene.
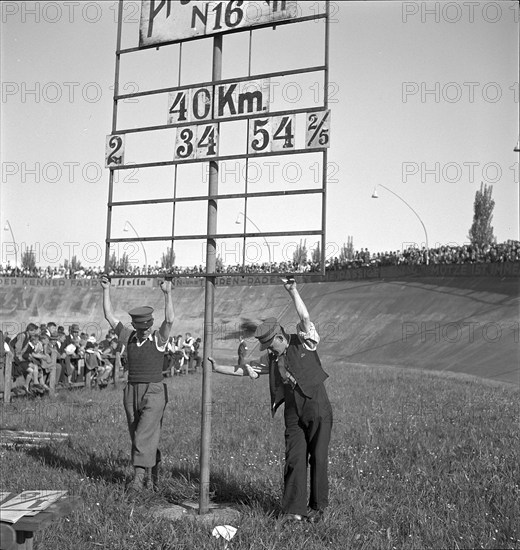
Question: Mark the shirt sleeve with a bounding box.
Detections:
[297,321,320,351]
[115,322,132,347]
[154,331,167,352]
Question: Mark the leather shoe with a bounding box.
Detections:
[281,513,304,524]
[306,509,324,523]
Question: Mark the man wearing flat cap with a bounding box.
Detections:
[100,275,174,498]
[211,279,332,524]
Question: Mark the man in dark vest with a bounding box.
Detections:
[100,274,174,499]
[211,279,332,523]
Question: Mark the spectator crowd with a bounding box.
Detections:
[1,239,518,398]
[1,322,202,397]
[1,241,518,279]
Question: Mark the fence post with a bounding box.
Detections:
[113,352,121,388]
[85,369,93,390]
[48,349,58,397]
[3,352,13,403]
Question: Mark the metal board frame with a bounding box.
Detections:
[104,1,331,515]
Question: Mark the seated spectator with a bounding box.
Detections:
[84,341,112,387]
[58,324,81,386]
[53,332,67,381]
[1,330,9,391]
[192,337,202,371]
[101,335,125,374]
[182,332,195,368]
[10,323,40,393]
[47,322,58,342]
[20,333,46,393]
[98,331,116,353]
[162,335,176,376]
[29,333,57,391]
[171,334,186,374]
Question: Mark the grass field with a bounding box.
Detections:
[1,364,519,550]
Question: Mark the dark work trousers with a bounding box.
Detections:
[282,383,332,516]
[123,382,168,468]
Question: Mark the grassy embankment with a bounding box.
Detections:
[1,364,519,550]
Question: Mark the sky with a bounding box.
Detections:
[1,0,519,271]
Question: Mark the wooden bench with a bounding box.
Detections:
[0,495,80,550]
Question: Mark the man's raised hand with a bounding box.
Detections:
[282,277,296,293]
[100,274,111,289]
[159,279,172,294]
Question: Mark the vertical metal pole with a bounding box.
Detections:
[104,0,124,272]
[321,1,330,277]
[170,44,183,270]
[199,34,222,515]
[241,30,254,271]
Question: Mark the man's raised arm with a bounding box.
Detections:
[158,280,174,343]
[100,275,119,329]
[284,279,311,333]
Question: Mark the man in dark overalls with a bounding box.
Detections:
[212,280,332,523]
[100,275,174,499]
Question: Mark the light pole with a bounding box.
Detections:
[235,211,272,269]
[123,221,148,270]
[513,136,520,242]
[3,220,18,267]
[371,184,429,265]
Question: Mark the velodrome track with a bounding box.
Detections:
[1,274,518,384]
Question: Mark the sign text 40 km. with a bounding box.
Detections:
[167,79,270,124]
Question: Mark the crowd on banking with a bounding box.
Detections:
[0,241,518,279]
[0,323,202,397]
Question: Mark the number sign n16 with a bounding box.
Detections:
[140,1,299,47]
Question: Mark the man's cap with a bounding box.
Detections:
[255,317,283,351]
[70,324,80,332]
[129,306,154,329]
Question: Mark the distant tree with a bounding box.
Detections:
[339,236,354,261]
[70,255,82,273]
[311,241,321,264]
[108,251,118,272]
[215,255,224,271]
[468,183,496,249]
[21,247,36,271]
[161,247,175,269]
[106,251,130,272]
[293,239,307,265]
[119,252,130,272]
